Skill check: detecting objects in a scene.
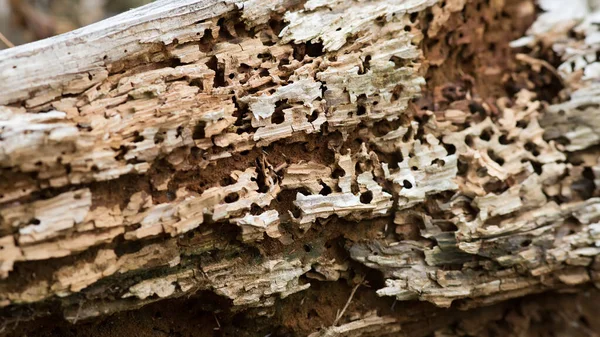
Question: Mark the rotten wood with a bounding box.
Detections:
[1,0,600,335]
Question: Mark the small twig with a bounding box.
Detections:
[0,31,15,48]
[72,301,83,324]
[213,313,221,330]
[332,280,362,326]
[12,311,21,330]
[274,162,288,172]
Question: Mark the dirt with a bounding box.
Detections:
[9,286,600,337]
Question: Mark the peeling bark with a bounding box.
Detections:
[1,0,600,336]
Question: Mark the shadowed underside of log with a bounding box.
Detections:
[1,0,600,335]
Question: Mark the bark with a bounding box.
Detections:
[0,0,599,335]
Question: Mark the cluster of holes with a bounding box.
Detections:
[132,131,145,143]
[292,41,324,61]
[431,158,445,167]
[232,97,257,135]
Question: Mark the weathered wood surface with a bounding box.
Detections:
[0,0,235,105]
[1,0,600,335]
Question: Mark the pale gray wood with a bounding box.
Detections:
[0,0,233,105]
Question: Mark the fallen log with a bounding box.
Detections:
[1,0,600,335]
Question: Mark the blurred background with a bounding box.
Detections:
[0,0,154,49]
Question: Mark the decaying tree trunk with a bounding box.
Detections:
[1,0,600,335]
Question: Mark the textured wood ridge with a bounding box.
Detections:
[1,0,600,335]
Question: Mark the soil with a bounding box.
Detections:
[9,286,600,336]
